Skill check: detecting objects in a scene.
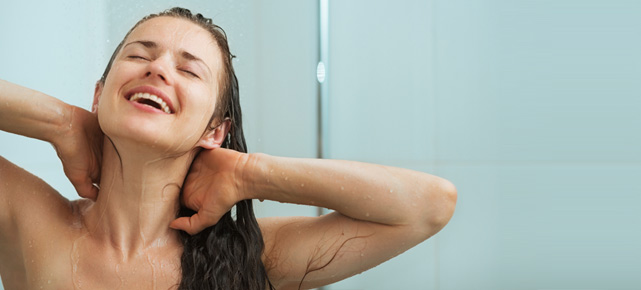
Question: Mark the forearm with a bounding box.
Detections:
[245,153,457,227]
[0,79,71,143]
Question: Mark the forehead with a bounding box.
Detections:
[125,16,222,72]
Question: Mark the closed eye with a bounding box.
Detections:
[181,69,200,79]
[127,55,149,61]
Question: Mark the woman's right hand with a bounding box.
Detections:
[52,106,103,200]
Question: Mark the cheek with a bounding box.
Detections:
[182,102,217,134]
[182,86,219,127]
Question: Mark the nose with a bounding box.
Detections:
[145,56,173,85]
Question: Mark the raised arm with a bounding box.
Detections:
[0,79,102,239]
[0,79,70,144]
[0,79,103,199]
[172,148,457,289]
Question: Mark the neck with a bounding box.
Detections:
[84,137,196,255]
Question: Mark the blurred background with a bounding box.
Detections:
[1,0,640,289]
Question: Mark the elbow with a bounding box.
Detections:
[423,179,458,232]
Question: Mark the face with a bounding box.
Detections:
[95,16,225,155]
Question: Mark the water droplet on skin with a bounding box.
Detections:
[285,176,289,181]
[146,254,157,289]
[360,253,364,257]
[389,189,394,193]
[300,183,305,187]
[365,213,370,217]
[340,186,345,191]
[270,169,274,173]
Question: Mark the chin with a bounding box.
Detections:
[103,123,196,157]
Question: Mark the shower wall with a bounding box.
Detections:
[326,0,641,289]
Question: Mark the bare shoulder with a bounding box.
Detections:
[0,155,77,244]
[0,155,84,288]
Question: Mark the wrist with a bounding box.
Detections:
[239,152,269,201]
[48,103,75,151]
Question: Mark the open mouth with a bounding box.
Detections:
[128,92,173,114]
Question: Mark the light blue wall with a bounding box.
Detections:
[1,1,640,290]
[327,0,641,289]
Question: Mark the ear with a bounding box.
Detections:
[198,119,231,149]
[92,81,103,113]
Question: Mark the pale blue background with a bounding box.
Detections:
[1,0,640,289]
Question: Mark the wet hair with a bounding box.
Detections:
[98,7,273,290]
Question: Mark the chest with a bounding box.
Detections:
[14,234,183,290]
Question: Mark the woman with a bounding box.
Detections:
[0,7,457,290]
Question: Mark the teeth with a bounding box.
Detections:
[129,92,171,113]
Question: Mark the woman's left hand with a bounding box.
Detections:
[169,148,250,235]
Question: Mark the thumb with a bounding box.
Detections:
[73,176,98,201]
[170,213,208,236]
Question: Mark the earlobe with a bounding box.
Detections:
[92,81,103,113]
[198,119,231,149]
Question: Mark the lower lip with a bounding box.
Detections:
[128,100,169,114]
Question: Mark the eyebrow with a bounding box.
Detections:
[123,40,212,77]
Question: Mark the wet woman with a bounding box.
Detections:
[0,7,457,290]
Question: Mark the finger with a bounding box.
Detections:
[91,164,101,185]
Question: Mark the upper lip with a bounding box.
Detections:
[124,86,176,114]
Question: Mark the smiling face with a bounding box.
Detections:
[95,16,226,155]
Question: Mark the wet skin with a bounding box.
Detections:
[0,15,457,290]
[0,159,182,289]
